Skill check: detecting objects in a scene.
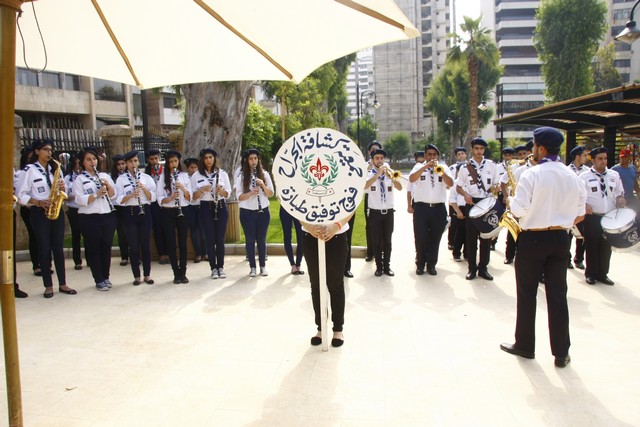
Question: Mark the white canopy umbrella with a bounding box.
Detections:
[2,1,418,425]
[15,0,419,88]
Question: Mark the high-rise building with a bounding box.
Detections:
[356,0,451,143]
[346,48,376,123]
[481,0,640,142]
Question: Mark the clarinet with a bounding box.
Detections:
[252,166,263,213]
[93,166,115,212]
[212,169,219,221]
[173,168,184,218]
[133,167,145,216]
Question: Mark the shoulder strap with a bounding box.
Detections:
[466,161,487,192]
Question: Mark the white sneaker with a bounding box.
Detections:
[96,281,109,291]
[218,268,226,279]
[249,268,257,277]
[211,269,219,279]
[260,267,268,277]
[104,279,112,288]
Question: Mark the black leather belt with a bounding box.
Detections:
[415,202,444,207]
[370,208,392,215]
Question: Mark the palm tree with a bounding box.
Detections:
[448,16,499,147]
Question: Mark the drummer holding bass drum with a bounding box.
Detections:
[456,138,502,281]
[580,147,626,286]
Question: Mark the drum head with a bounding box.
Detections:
[469,197,496,219]
[601,208,636,233]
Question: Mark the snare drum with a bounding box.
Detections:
[601,208,640,252]
[469,197,505,239]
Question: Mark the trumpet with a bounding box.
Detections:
[384,167,404,181]
[512,153,534,167]
[422,160,445,176]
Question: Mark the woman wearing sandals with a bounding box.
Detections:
[235,149,274,277]
[115,150,156,286]
[64,155,85,271]
[302,213,353,348]
[16,139,77,298]
[73,148,117,291]
[192,148,231,279]
[156,150,192,284]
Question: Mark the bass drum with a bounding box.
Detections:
[601,208,640,252]
[469,197,504,240]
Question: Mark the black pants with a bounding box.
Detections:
[464,202,491,272]
[569,221,585,263]
[369,209,395,269]
[413,203,447,269]
[30,207,66,288]
[150,201,166,257]
[303,232,348,332]
[447,205,458,247]
[123,205,152,278]
[66,207,83,266]
[279,206,303,267]
[115,205,129,261]
[185,204,207,258]
[451,210,467,259]
[20,206,40,271]
[505,230,517,261]
[344,215,355,272]
[514,230,571,357]
[583,214,611,279]
[80,212,116,284]
[364,193,373,258]
[161,208,189,277]
[200,201,228,270]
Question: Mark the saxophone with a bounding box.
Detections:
[498,159,522,240]
[45,159,68,220]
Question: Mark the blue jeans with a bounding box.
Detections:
[279,206,303,267]
[240,207,270,268]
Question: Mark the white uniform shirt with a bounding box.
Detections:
[497,161,508,179]
[510,160,586,230]
[73,171,116,214]
[580,168,624,214]
[192,169,232,202]
[115,171,157,206]
[156,171,192,208]
[16,162,66,206]
[514,161,534,182]
[365,168,396,210]
[235,170,274,210]
[64,172,81,209]
[448,165,466,207]
[409,162,452,204]
[455,158,500,199]
[568,163,588,175]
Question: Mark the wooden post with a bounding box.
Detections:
[0,1,25,425]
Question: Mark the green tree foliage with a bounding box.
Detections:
[384,132,412,163]
[592,42,623,92]
[346,114,378,151]
[261,54,356,138]
[534,0,607,102]
[242,100,281,169]
[448,16,502,144]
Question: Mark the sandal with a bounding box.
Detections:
[194,256,202,263]
[133,278,141,286]
[143,277,154,285]
[58,287,77,295]
[43,290,54,298]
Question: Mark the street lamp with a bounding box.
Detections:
[478,84,504,157]
[356,81,380,151]
[615,0,640,43]
[445,110,460,160]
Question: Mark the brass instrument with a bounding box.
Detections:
[498,160,522,240]
[45,159,68,220]
[433,161,445,176]
[514,153,534,166]
[384,166,404,181]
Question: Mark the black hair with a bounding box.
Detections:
[163,153,183,193]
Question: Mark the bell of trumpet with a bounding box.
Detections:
[384,167,404,181]
[433,161,445,176]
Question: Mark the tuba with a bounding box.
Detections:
[45,159,68,220]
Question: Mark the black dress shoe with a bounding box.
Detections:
[416,268,425,276]
[181,276,190,284]
[14,285,28,298]
[310,336,321,346]
[554,355,571,367]
[574,261,585,270]
[585,276,596,285]
[598,276,615,286]
[500,343,535,359]
[173,277,182,284]
[384,268,395,277]
[344,270,354,278]
[374,268,383,277]
[365,256,374,262]
[427,267,437,276]
[331,338,344,348]
[478,270,493,281]
[504,258,513,265]
[448,244,454,250]
[466,270,477,280]
[567,261,574,269]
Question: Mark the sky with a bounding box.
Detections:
[453,0,482,32]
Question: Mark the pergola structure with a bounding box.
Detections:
[494,84,640,167]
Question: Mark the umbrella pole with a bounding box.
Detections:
[317,239,329,351]
[0,1,24,426]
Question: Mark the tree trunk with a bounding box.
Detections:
[182,82,253,174]
[466,55,479,149]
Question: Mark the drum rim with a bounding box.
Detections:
[601,207,636,234]
[469,197,498,219]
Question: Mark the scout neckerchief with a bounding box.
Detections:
[538,155,560,165]
[591,167,609,198]
[207,168,219,202]
[34,162,52,188]
[466,158,487,194]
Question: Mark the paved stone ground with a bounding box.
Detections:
[1,199,639,426]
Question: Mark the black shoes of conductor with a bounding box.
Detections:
[598,276,615,286]
[467,270,493,281]
[554,355,571,368]
[344,270,354,278]
[500,343,535,360]
[465,270,476,280]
